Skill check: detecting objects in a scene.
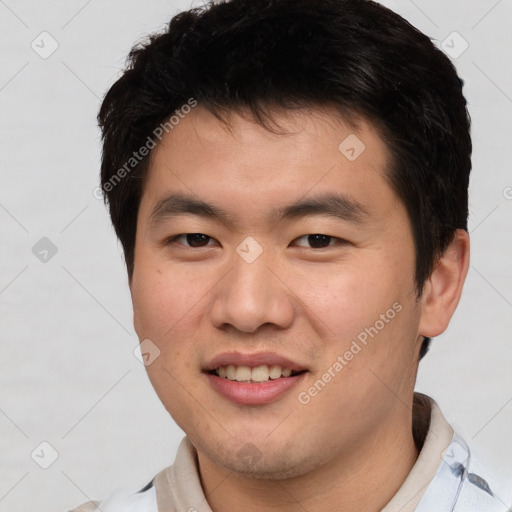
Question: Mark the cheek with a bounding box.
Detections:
[131,261,215,383]
[300,261,404,340]
[132,261,194,334]
[307,257,419,378]
[131,265,205,418]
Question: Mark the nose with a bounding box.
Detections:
[209,247,295,334]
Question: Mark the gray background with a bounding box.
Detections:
[0,1,511,510]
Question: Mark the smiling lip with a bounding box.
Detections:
[203,351,308,405]
[205,372,307,405]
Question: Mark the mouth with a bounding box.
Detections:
[202,353,309,405]
[206,364,307,383]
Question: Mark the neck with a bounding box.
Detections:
[196,406,420,512]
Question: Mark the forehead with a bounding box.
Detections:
[149,104,385,160]
[140,104,397,225]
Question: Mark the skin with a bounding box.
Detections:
[130,105,470,512]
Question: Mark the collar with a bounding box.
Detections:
[382,392,454,511]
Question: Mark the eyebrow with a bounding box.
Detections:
[148,192,369,228]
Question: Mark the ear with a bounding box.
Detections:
[418,229,470,338]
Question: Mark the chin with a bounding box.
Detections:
[199,437,322,481]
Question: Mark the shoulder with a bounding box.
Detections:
[413,396,511,512]
[418,431,511,512]
[454,437,512,512]
[66,437,198,512]
[66,502,101,512]
[67,479,157,512]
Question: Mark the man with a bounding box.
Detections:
[70,0,509,510]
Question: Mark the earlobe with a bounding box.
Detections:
[418,229,470,338]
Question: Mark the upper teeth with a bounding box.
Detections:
[216,365,293,382]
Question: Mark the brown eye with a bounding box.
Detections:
[166,233,215,247]
[294,234,339,249]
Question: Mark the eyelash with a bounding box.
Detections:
[164,233,346,249]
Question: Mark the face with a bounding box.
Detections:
[130,105,424,479]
